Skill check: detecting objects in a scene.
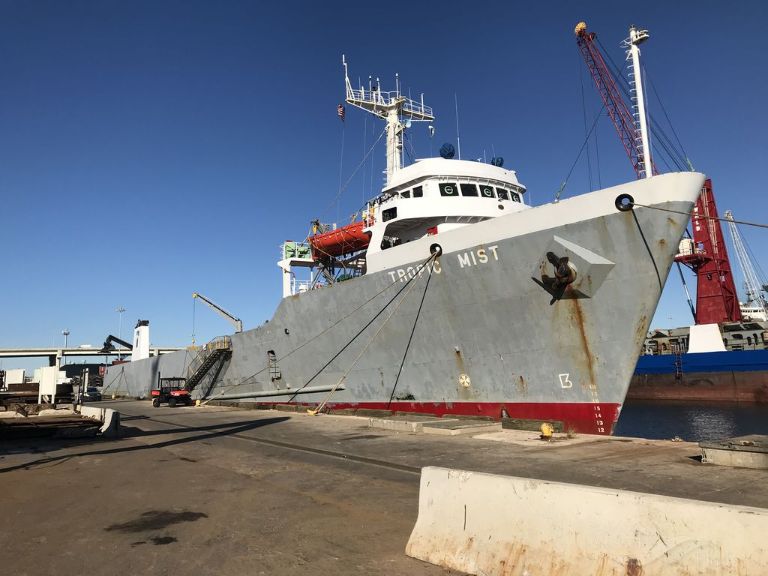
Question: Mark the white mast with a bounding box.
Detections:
[625,25,652,179]
[342,55,435,186]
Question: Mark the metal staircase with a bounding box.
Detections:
[185,336,232,392]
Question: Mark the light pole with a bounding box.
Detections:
[116,306,126,360]
[62,329,70,348]
[116,306,126,339]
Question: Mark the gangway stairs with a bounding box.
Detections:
[185,336,232,393]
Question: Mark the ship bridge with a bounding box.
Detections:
[366,158,529,255]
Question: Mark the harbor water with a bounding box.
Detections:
[615,400,768,441]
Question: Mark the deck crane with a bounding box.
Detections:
[99,334,133,353]
[575,21,741,325]
[724,211,768,321]
[192,292,243,339]
[574,21,654,179]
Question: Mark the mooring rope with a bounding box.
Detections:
[201,252,437,405]
[386,255,435,407]
[288,252,437,403]
[631,202,768,230]
[309,253,436,415]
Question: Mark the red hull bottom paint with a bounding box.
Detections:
[253,401,622,436]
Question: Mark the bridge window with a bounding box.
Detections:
[413,186,423,197]
[439,183,458,197]
[401,190,411,198]
[382,207,397,222]
[496,187,509,200]
[479,185,495,199]
[510,191,521,202]
[460,184,479,197]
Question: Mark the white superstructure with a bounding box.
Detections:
[279,60,531,294]
[364,158,528,263]
[133,320,150,361]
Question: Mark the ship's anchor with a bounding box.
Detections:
[542,251,577,304]
[548,252,576,287]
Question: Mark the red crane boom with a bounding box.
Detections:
[575,22,650,178]
[574,22,741,324]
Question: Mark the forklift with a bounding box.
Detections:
[150,376,193,407]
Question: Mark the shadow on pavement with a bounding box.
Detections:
[120,415,150,422]
[120,418,288,438]
[0,416,290,474]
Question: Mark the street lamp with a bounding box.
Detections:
[116,306,126,360]
[116,306,126,339]
[62,329,70,348]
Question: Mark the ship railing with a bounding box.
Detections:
[346,87,433,117]
[671,343,687,354]
[290,279,312,296]
[401,98,433,118]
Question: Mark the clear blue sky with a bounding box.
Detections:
[1,1,766,370]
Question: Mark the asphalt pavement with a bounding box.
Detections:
[0,401,460,576]
[2,400,766,575]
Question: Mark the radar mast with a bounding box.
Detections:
[342,55,435,186]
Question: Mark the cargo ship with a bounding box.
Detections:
[104,40,706,434]
[628,162,768,403]
[630,319,768,403]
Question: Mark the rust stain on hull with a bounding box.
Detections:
[634,314,649,348]
[626,557,644,576]
[516,375,527,395]
[569,298,597,390]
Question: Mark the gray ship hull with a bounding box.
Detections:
[105,173,705,434]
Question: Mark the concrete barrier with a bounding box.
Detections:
[406,466,768,575]
[79,406,120,438]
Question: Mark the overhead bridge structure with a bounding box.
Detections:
[0,346,183,369]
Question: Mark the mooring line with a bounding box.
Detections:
[632,202,768,230]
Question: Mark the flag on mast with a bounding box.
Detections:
[337,104,345,122]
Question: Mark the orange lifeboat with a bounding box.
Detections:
[309,220,370,260]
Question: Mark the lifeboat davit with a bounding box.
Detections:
[309,220,370,260]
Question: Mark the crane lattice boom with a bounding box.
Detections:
[724,211,768,320]
[575,22,653,178]
[575,22,741,325]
